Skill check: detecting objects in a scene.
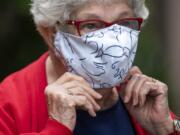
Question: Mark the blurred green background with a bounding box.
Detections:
[0,0,179,115]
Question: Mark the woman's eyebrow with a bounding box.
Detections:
[76,11,134,21]
[116,11,134,19]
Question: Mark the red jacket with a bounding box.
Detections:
[0,52,156,135]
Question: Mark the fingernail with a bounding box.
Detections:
[97,94,102,99]
[95,104,101,110]
[69,102,74,107]
[133,99,137,106]
[92,112,97,117]
[96,105,101,111]
[124,96,129,103]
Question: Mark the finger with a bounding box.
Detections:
[70,95,97,117]
[45,87,59,114]
[148,80,168,97]
[156,81,168,96]
[132,75,148,106]
[123,74,140,103]
[124,66,142,82]
[46,92,53,113]
[112,87,119,96]
[130,66,142,75]
[67,87,101,111]
[139,85,148,107]
[56,72,80,84]
[56,72,90,86]
[62,80,102,99]
[56,73,102,99]
[82,85,102,99]
[139,81,159,107]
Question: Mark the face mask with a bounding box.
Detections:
[54,24,140,89]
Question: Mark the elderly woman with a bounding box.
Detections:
[0,0,179,135]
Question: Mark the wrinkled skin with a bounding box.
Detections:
[118,66,173,135]
[45,66,173,134]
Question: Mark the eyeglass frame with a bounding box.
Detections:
[66,17,143,36]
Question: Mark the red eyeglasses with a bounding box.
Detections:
[66,17,143,36]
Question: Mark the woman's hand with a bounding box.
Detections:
[45,72,102,131]
[118,66,174,135]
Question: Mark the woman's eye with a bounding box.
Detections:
[118,21,130,27]
[118,20,138,30]
[81,23,99,30]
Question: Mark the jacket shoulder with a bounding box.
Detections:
[0,52,48,105]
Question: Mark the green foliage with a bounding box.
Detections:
[16,0,30,15]
[135,0,166,82]
[0,0,47,81]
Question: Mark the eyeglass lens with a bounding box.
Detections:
[79,19,139,35]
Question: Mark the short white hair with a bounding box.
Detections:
[30,0,149,27]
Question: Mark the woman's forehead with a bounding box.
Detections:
[71,1,133,21]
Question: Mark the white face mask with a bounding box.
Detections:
[54,24,140,89]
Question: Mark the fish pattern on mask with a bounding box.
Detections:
[54,24,140,89]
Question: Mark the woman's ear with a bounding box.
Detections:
[36,25,56,48]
